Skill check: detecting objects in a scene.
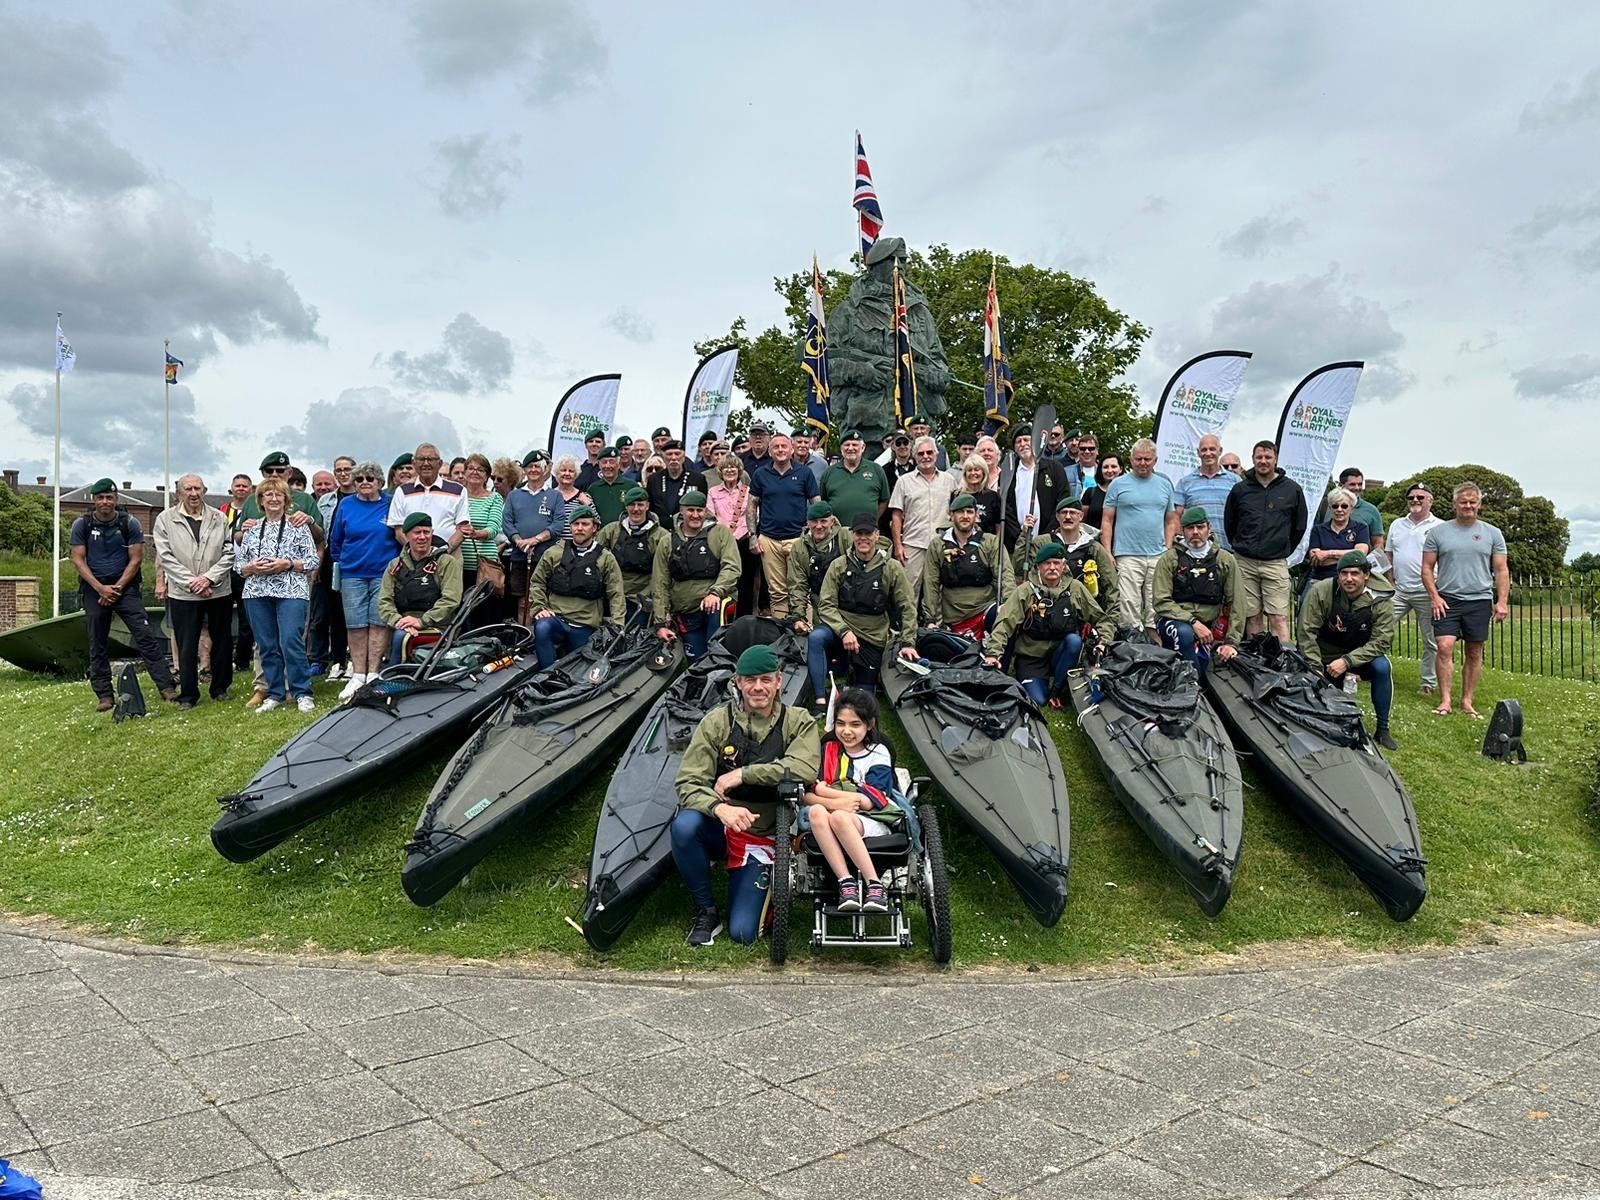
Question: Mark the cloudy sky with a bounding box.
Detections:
[3,1,1596,552]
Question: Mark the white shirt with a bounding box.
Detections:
[385,478,470,532]
[1387,510,1444,593]
[1012,461,1040,529]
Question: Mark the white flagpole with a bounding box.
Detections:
[52,313,62,618]
[163,338,171,505]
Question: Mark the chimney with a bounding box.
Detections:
[2,469,17,492]
[35,476,46,486]
[122,481,132,490]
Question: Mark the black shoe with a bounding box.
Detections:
[211,690,231,702]
[686,905,722,947]
[1375,728,1398,751]
[178,701,195,711]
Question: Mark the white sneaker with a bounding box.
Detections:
[327,664,343,682]
[255,699,280,713]
[297,695,315,713]
[338,676,362,702]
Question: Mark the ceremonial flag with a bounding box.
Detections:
[891,261,916,429]
[1151,350,1251,483]
[165,352,183,384]
[1274,361,1364,566]
[853,131,883,259]
[982,264,1013,436]
[802,255,831,444]
[549,374,621,463]
[55,318,75,372]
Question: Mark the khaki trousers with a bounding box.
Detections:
[758,535,797,620]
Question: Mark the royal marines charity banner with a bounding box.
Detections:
[681,346,739,443]
[1152,350,1251,483]
[1274,361,1363,566]
[548,374,621,462]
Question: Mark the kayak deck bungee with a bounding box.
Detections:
[1067,639,1242,917]
[0,605,166,676]
[1204,635,1427,922]
[580,616,808,951]
[882,630,1071,927]
[401,628,683,907]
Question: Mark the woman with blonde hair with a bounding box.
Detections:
[237,477,320,713]
[952,453,1002,537]
[706,451,757,615]
[491,456,522,499]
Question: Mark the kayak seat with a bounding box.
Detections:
[719,616,789,659]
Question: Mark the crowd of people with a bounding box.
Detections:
[66,417,1510,747]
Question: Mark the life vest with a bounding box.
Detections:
[549,542,605,600]
[716,703,789,807]
[612,522,657,575]
[1319,587,1375,651]
[391,553,443,616]
[939,535,993,589]
[838,554,889,616]
[1021,585,1081,639]
[1059,537,1095,579]
[669,527,719,582]
[806,534,843,597]
[1170,548,1226,606]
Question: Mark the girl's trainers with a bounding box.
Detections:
[862,880,889,913]
[836,877,861,912]
[255,699,280,714]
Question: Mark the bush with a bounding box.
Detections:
[1380,464,1569,579]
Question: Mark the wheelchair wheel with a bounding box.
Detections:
[769,808,793,966]
[918,804,953,964]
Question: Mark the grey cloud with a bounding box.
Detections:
[433,132,522,219]
[384,313,514,394]
[1512,192,1600,275]
[1511,354,1600,403]
[1218,214,1308,259]
[604,307,654,345]
[1208,268,1411,406]
[1519,67,1600,131]
[1457,331,1501,354]
[410,0,606,106]
[6,378,228,477]
[268,387,466,470]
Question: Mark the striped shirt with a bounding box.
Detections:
[461,491,505,570]
[1173,469,1239,550]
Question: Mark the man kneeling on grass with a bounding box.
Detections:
[1299,549,1399,750]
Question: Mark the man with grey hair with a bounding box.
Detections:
[153,473,235,708]
[1421,481,1509,718]
[1100,437,1176,638]
[1387,480,1445,693]
[888,434,952,618]
[386,441,470,550]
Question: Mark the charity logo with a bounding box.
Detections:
[560,410,607,437]
[688,386,728,418]
[1171,383,1228,416]
[1288,402,1346,436]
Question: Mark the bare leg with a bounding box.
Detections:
[1245,613,1264,636]
[1461,641,1485,716]
[1433,634,1456,713]
[808,804,850,879]
[1268,613,1291,643]
[346,626,368,675]
[366,627,389,673]
[827,810,881,883]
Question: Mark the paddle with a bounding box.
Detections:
[418,580,495,683]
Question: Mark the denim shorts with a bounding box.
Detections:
[340,575,384,628]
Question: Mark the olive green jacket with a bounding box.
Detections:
[818,547,917,651]
[675,702,821,837]
[923,529,1009,625]
[650,516,741,625]
[1153,543,1243,643]
[988,578,1106,661]
[1014,529,1119,616]
[377,548,463,631]
[786,526,849,624]
[1298,576,1396,671]
[527,540,626,630]
[598,517,668,600]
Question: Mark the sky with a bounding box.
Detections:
[2,1,1597,554]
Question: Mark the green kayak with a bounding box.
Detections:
[0,606,166,676]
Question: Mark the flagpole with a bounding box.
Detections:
[52,313,62,619]
[163,338,171,505]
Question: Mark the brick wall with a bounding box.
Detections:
[0,576,39,632]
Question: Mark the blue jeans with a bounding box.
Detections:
[1157,618,1212,675]
[1016,634,1082,705]
[677,606,721,660]
[245,596,311,701]
[339,575,384,629]
[669,809,769,945]
[1344,655,1393,728]
[533,615,595,668]
[806,627,885,699]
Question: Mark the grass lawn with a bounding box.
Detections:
[0,654,1596,972]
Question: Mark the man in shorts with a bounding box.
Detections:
[1223,440,1306,643]
[1421,481,1509,718]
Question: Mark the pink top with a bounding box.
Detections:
[706,482,749,539]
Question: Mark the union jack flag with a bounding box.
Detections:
[853,130,883,259]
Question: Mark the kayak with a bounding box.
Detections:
[401,628,684,907]
[0,605,165,676]
[1066,640,1243,917]
[881,630,1071,927]
[579,616,809,951]
[212,612,539,863]
[1203,635,1427,921]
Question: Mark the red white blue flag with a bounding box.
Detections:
[982,265,1013,436]
[165,352,183,384]
[802,255,831,445]
[853,130,883,259]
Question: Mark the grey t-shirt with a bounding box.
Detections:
[1423,519,1506,600]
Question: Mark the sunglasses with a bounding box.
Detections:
[1222,464,1241,471]
[1407,493,1429,501]
[353,474,379,483]
[262,466,288,475]
[1329,503,1352,510]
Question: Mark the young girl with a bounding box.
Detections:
[804,688,904,913]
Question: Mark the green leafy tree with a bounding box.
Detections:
[1380,463,1569,580]
[0,488,71,557]
[696,246,1150,451]
[1568,551,1600,575]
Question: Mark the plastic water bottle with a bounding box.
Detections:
[1343,673,1359,695]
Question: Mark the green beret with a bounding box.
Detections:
[390,452,414,471]
[1338,550,1370,572]
[584,429,606,442]
[260,450,290,469]
[598,447,619,460]
[948,492,976,512]
[698,430,719,445]
[791,427,810,439]
[735,644,779,676]
[569,505,599,523]
[909,412,930,426]
[652,426,672,439]
[839,428,864,443]
[615,435,633,449]
[623,486,650,505]
[402,512,433,532]
[680,490,707,507]
[1055,496,1084,512]
[89,477,117,496]
[521,450,549,468]
[806,501,834,521]
[1180,506,1210,527]
[1034,541,1067,565]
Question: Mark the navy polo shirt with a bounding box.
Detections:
[750,462,818,539]
[71,513,141,583]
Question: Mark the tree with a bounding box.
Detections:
[696,245,1150,452]
[1568,551,1600,575]
[1379,463,1570,579]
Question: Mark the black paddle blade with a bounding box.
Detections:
[113,662,146,722]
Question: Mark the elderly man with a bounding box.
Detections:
[924,492,1008,638]
[1223,440,1306,643]
[820,429,891,530]
[598,485,667,622]
[986,542,1107,707]
[1300,550,1398,748]
[1173,435,1238,550]
[669,643,821,947]
[528,505,625,667]
[647,440,707,523]
[904,412,948,469]
[1003,429,1071,552]
[652,490,740,659]
[749,432,818,622]
[1153,507,1242,674]
[738,422,773,476]
[1387,481,1445,694]
[221,471,258,671]
[1016,497,1119,614]
[586,446,631,525]
[1220,451,1242,475]
[378,513,463,662]
[1421,481,1509,719]
[1100,438,1176,639]
[503,449,567,621]
[812,513,919,709]
[888,434,951,619]
[386,442,471,550]
[651,426,673,456]
[153,474,236,708]
[791,427,830,489]
[692,431,722,476]
[308,468,349,680]
[624,438,652,482]
[236,451,324,536]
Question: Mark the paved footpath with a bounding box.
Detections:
[2,924,1598,1200]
